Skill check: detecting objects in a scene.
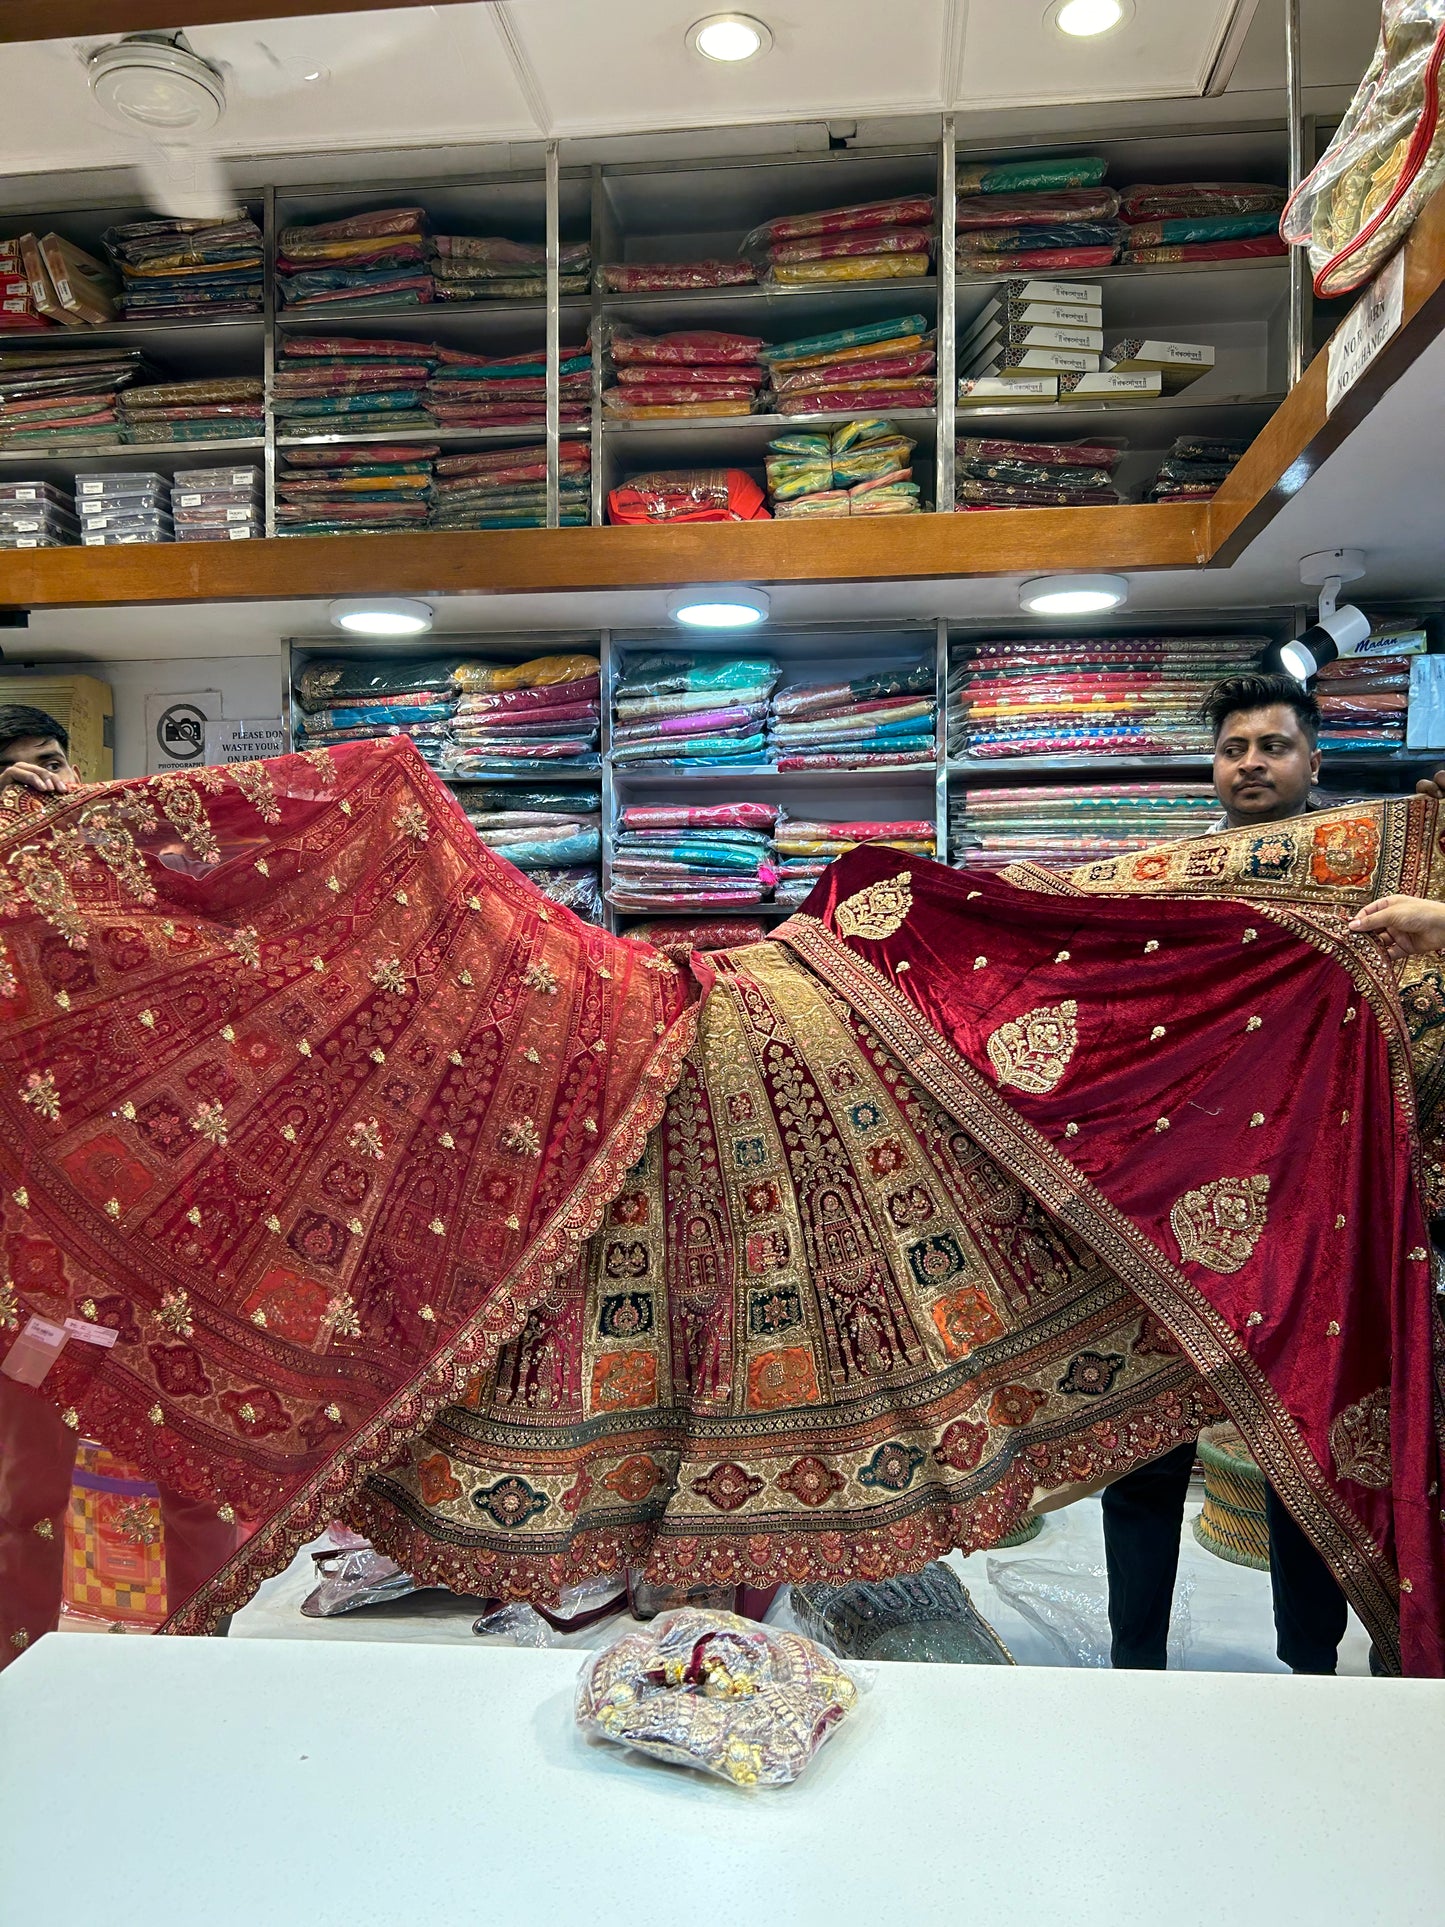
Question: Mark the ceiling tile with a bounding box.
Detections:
[958,0,1260,108]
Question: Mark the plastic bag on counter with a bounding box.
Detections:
[575,1609,861,1787]
[986,1557,1195,1667]
[744,194,936,249]
[1120,181,1287,221]
[599,260,758,292]
[1282,0,1445,295]
[958,155,1107,195]
[608,325,765,365]
[766,254,932,285]
[955,186,1120,229]
[608,469,769,524]
[791,1564,1014,1664]
[301,1544,418,1617]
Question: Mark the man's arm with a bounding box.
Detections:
[1349,895,1445,958]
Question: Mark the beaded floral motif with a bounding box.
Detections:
[833,870,912,943]
[986,1000,1078,1096]
[1329,1387,1391,1490]
[1170,1174,1270,1274]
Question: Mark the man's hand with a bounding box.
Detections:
[0,762,76,797]
[1348,894,1445,958]
[1415,769,1445,800]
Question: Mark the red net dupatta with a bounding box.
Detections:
[0,738,696,1629]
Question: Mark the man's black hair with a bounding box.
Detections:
[1202,674,1320,749]
[0,704,68,757]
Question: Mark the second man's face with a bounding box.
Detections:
[1212,703,1320,826]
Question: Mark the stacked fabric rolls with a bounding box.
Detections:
[949,633,1267,760]
[766,419,922,518]
[607,469,769,524]
[0,479,78,548]
[272,336,436,432]
[452,782,603,923]
[612,654,780,767]
[772,660,936,770]
[772,815,937,907]
[604,327,764,420]
[761,315,936,416]
[955,157,1120,273]
[277,207,433,311]
[275,443,437,535]
[431,235,589,303]
[607,802,780,914]
[955,434,1124,509]
[430,440,590,529]
[427,344,591,427]
[1118,182,1287,266]
[449,653,601,776]
[102,215,264,319]
[598,260,757,293]
[1312,654,1410,754]
[1146,436,1249,502]
[950,783,1221,871]
[0,346,146,447]
[119,376,264,444]
[744,195,936,287]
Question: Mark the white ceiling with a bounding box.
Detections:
[0,0,1379,179]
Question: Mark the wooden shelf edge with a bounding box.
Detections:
[0,504,1205,610]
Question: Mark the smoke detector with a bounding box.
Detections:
[88,35,226,134]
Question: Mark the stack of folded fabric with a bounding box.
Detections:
[1117,182,1288,266]
[275,442,437,536]
[0,479,78,548]
[431,235,589,303]
[607,469,769,525]
[0,346,147,447]
[1146,436,1249,502]
[75,470,172,546]
[272,336,438,433]
[762,315,936,416]
[955,157,1120,274]
[102,214,264,319]
[607,801,779,915]
[612,654,781,768]
[170,464,262,541]
[772,815,936,907]
[949,633,1267,760]
[599,260,757,292]
[453,782,603,923]
[120,376,265,444]
[955,433,1124,509]
[291,654,467,768]
[767,419,922,518]
[426,344,591,428]
[772,660,936,770]
[277,208,433,311]
[603,327,764,420]
[1312,654,1410,754]
[429,440,590,529]
[622,916,769,955]
[744,196,936,287]
[949,783,1221,871]
[448,652,601,776]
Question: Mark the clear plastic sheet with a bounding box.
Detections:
[985,1557,1195,1667]
[956,434,1125,471]
[575,1609,861,1787]
[1282,0,1445,295]
[791,1564,1013,1664]
[300,1545,418,1617]
[607,470,769,524]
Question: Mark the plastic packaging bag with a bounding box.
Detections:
[1120,181,1286,221]
[767,254,931,285]
[955,187,1120,229]
[986,1557,1194,1667]
[609,325,764,365]
[745,195,936,248]
[791,1564,1014,1664]
[957,156,1106,195]
[575,1608,861,1787]
[624,916,770,956]
[599,260,757,292]
[474,1573,626,1645]
[769,227,934,265]
[1282,0,1445,295]
[300,1545,418,1617]
[607,469,769,524]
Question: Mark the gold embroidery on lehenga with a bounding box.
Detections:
[152,775,221,864]
[1328,1386,1391,1489]
[986,1001,1078,1095]
[834,870,913,943]
[231,761,281,824]
[1169,1174,1270,1273]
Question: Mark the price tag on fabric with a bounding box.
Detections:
[1326,249,1406,415]
[204,719,287,765]
[1,1315,68,1386]
[63,1317,119,1348]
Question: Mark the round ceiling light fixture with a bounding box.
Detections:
[1050,0,1133,40]
[667,586,771,629]
[1019,573,1128,617]
[687,13,774,62]
[328,597,434,638]
[87,37,227,134]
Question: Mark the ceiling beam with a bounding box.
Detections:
[0,0,463,44]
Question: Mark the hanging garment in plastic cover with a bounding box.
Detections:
[1282,1,1445,296]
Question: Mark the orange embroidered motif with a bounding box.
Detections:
[1171,1174,1270,1274]
[986,1001,1078,1095]
[834,870,913,943]
[393,802,429,845]
[930,1286,1006,1359]
[746,1347,820,1413]
[592,1350,658,1412]
[1309,816,1378,889]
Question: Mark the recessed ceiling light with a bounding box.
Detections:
[668,586,770,628]
[1019,574,1128,617]
[1051,0,1131,39]
[687,13,774,63]
[328,597,434,637]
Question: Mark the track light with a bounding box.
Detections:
[1280,550,1369,681]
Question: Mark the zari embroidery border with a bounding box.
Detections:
[776,912,1405,1672]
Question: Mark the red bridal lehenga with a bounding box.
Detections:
[1,740,1442,1674]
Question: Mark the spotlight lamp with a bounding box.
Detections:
[328,597,434,637]
[1280,550,1370,681]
